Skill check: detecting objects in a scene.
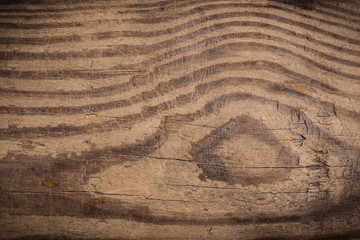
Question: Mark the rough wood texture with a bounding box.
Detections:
[0,0,360,239]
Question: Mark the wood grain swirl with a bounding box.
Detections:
[0,0,359,239]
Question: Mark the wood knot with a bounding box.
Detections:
[190,115,299,185]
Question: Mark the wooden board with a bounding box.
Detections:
[0,0,360,239]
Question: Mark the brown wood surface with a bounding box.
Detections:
[0,0,360,239]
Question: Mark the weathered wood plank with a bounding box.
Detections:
[0,0,359,239]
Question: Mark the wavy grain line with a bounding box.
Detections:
[1,12,359,46]
[1,3,358,33]
[0,69,146,80]
[0,87,317,139]
[1,64,355,138]
[122,3,359,33]
[153,42,360,80]
[0,0,172,13]
[317,1,360,19]
[1,0,358,26]
[2,32,359,70]
[1,32,358,99]
[121,11,360,44]
[2,47,353,116]
[269,0,360,24]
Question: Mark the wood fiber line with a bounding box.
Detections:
[122,3,359,32]
[0,3,358,32]
[3,34,357,95]
[1,0,358,25]
[0,0,359,239]
[2,33,360,66]
[0,0,173,12]
[0,63,358,138]
[2,82,354,139]
[3,56,358,115]
[316,1,360,18]
[2,11,360,46]
[2,21,359,62]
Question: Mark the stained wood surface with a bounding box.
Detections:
[0,0,360,239]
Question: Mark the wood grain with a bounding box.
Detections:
[0,0,359,239]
